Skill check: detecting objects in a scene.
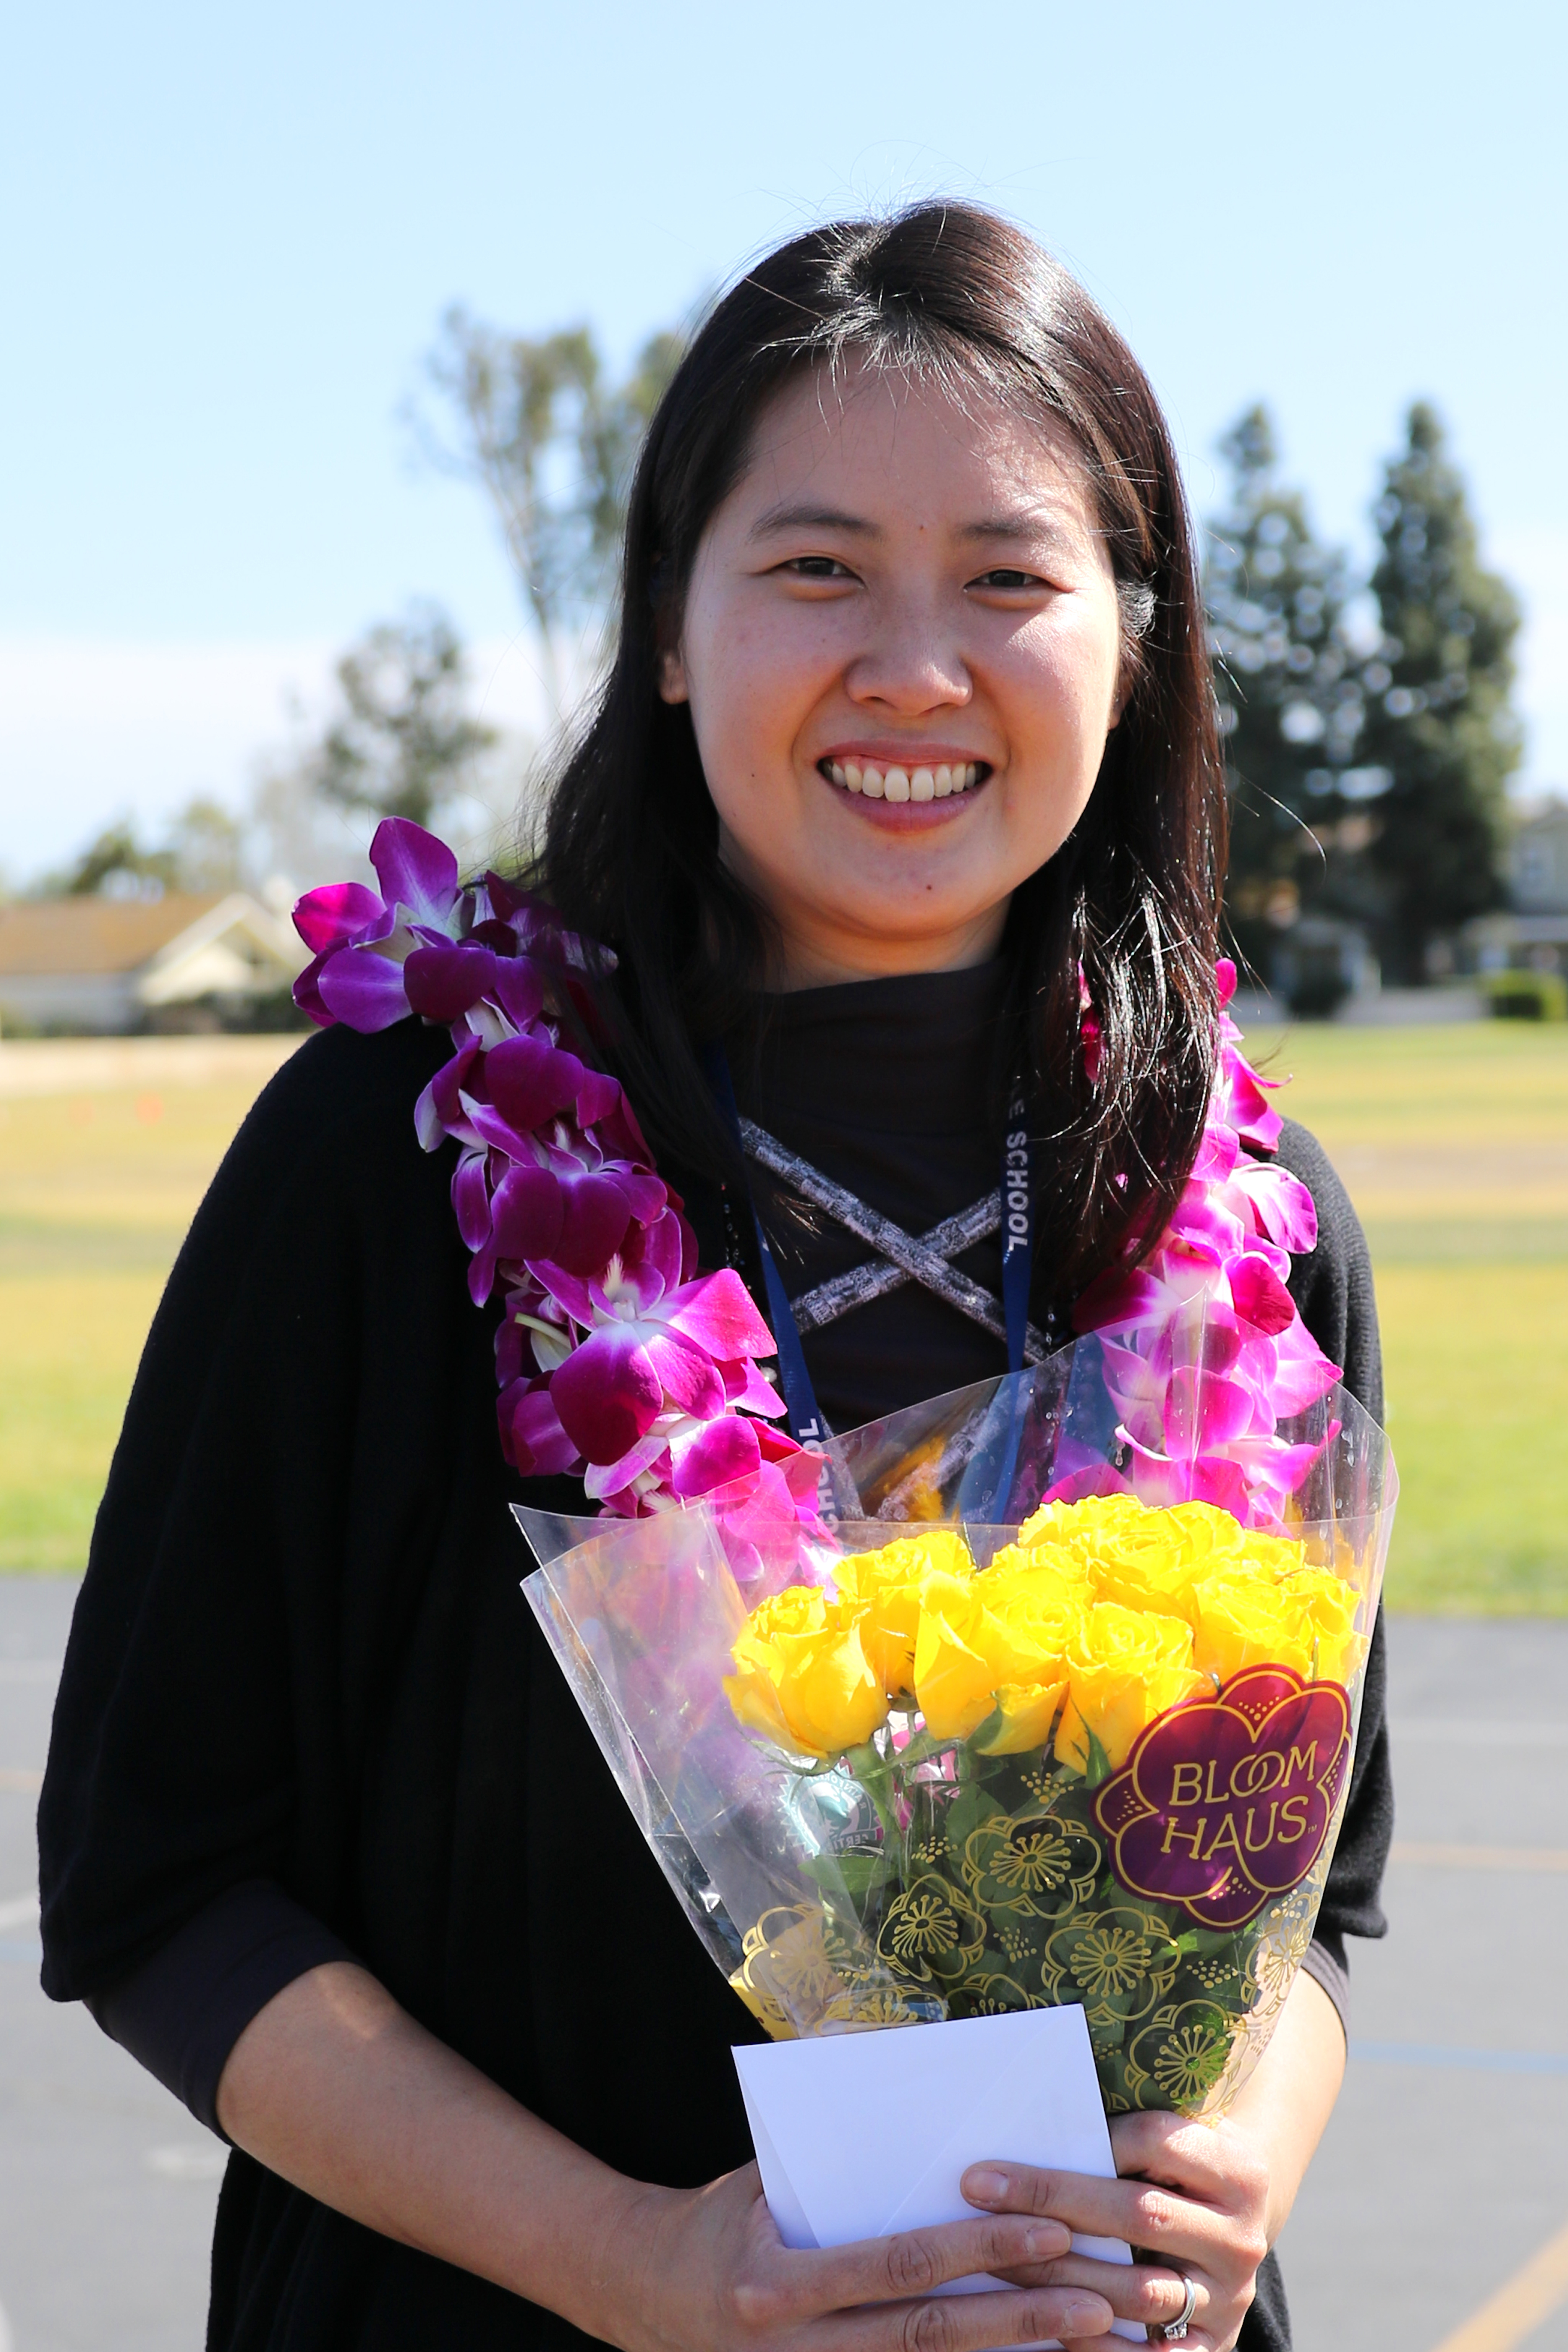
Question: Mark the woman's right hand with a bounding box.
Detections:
[592,2159,1117,2352]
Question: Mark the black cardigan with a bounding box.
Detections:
[38,1010,1390,2352]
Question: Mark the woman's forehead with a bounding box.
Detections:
[729,357,1091,527]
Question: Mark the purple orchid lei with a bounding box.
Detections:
[1069,961,1340,1527]
[294,820,1338,1530]
[294,818,812,1521]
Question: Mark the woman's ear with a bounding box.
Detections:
[657,645,690,704]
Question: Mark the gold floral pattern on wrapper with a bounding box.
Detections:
[728,1904,924,2039]
[722,1495,1372,2116]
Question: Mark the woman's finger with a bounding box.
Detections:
[1110,2110,1268,2212]
[962,2160,1236,2269]
[836,2280,1118,2351]
[785,2208,1074,2316]
[987,2250,1208,2336]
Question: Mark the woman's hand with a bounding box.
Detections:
[604,2157,1131,2352]
[959,1971,1350,2351]
[961,2111,1271,2351]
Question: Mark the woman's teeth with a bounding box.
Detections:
[824,760,983,800]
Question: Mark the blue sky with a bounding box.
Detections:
[3,0,1563,876]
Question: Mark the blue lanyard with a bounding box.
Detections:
[705,1047,1034,1446]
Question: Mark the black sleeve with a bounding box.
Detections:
[37,1021,478,2126]
[1275,1117,1394,1983]
[86,1880,353,2137]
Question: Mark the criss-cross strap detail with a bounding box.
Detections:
[739,1118,1052,1365]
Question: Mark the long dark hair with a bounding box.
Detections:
[537,202,1227,1300]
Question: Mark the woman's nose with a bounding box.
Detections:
[843,593,972,713]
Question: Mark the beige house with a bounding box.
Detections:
[0,890,309,1033]
[1466,801,1568,975]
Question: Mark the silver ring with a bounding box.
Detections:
[1159,2273,1199,2341]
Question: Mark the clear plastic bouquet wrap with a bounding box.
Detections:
[518,1337,1396,2126]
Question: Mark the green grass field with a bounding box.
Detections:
[1,1023,1564,1611]
[1240,1020,1568,1611]
[0,1044,300,1571]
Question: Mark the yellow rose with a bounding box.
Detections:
[981,1569,1085,1677]
[1090,1543,1204,1626]
[725,1585,889,1760]
[1016,1493,1152,1572]
[1279,1565,1365,1685]
[980,1540,1091,1599]
[912,1568,1077,1743]
[971,1676,1070,1756]
[910,1574,1004,1741]
[833,1531,974,1696]
[1189,1569,1314,1685]
[1016,1494,1307,1600]
[1056,1602,1208,1773]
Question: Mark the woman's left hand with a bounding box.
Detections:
[961,2110,1272,2350]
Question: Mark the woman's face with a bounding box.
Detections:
[660,361,1126,988]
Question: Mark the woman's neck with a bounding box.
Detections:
[762,903,1010,993]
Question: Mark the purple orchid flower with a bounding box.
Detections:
[538,1214,782,1467]
[294,820,469,1031]
[1071,981,1344,1527]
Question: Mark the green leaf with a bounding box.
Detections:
[806,1848,888,1902]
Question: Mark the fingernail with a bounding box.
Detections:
[964,2167,1008,2204]
[1063,2300,1109,2333]
[1023,2223,1066,2258]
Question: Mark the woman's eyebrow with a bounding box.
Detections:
[957,507,1077,548]
[746,499,880,542]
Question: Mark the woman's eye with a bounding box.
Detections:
[971,568,1044,591]
[780,556,856,581]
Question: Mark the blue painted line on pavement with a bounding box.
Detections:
[1352,2039,1568,2076]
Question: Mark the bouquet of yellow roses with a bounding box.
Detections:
[518,1343,1395,2126]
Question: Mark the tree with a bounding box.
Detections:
[421,311,683,707]
[41,798,245,900]
[167,798,243,893]
[1355,402,1521,980]
[58,821,179,898]
[1206,407,1365,986]
[310,605,496,829]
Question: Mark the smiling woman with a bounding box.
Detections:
[40,204,1389,2352]
[543,208,1218,1300]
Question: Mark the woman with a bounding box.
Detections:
[40,204,1389,2351]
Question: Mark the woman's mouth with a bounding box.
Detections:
[817,756,990,803]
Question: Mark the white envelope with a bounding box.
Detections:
[733,2006,1143,2347]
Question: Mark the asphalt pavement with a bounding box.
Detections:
[1,1580,1565,2352]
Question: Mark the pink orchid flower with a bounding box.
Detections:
[537,1213,782,1468]
[294,820,469,1030]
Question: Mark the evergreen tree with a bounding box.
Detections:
[1356,403,1521,979]
[1205,408,1363,988]
[310,604,496,829]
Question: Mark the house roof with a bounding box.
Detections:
[0,894,226,977]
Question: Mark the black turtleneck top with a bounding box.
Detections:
[39,987,1390,2352]
[735,964,1024,1429]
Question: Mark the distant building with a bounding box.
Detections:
[0,890,309,1033]
[1464,800,1568,975]
[1510,801,1568,913]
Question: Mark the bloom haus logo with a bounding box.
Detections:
[1093,1666,1352,1928]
